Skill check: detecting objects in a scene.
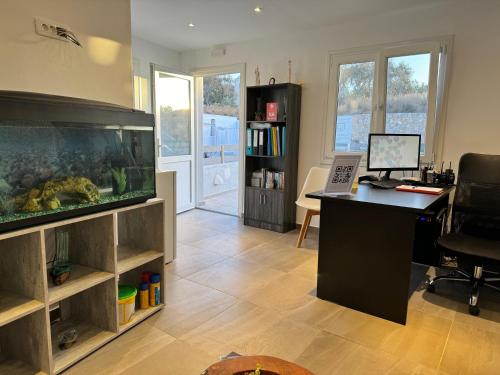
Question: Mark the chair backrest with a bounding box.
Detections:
[452,153,500,239]
[296,167,330,206]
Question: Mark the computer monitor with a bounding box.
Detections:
[367,133,421,180]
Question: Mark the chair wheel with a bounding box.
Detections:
[426,284,436,293]
[469,305,480,316]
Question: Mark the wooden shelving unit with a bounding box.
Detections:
[244,83,302,233]
[0,199,167,374]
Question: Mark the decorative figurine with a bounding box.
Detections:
[255,66,260,85]
[57,324,79,350]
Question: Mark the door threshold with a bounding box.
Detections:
[196,207,240,218]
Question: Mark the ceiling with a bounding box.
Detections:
[131,0,451,51]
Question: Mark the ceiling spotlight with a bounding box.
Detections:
[254,6,262,13]
[188,22,195,28]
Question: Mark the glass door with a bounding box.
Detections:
[152,66,195,212]
[194,69,243,216]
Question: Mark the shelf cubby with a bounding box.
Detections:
[0,309,50,374]
[116,204,164,274]
[0,231,45,327]
[0,199,166,374]
[117,257,165,333]
[51,279,117,373]
[44,215,115,304]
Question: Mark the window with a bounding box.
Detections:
[324,39,450,163]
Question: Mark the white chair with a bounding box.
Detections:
[295,167,330,248]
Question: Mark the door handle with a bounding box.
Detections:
[259,194,263,204]
[263,194,266,205]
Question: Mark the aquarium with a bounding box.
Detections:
[0,91,156,233]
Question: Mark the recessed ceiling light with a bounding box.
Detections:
[254,6,262,13]
[188,22,195,28]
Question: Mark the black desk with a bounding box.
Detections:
[307,184,452,324]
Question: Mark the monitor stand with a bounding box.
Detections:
[380,170,398,181]
[370,170,402,189]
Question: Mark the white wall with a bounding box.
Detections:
[0,0,133,107]
[180,0,500,225]
[132,36,181,77]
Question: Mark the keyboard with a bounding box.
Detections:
[369,179,403,189]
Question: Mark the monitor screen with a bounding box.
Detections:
[367,134,421,171]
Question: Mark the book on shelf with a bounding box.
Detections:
[246,128,253,155]
[266,102,278,121]
[246,126,286,157]
[252,129,259,154]
[258,129,264,155]
[250,168,285,190]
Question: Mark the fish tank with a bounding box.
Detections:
[0,91,156,233]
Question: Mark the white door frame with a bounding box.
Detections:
[191,63,246,217]
[151,63,196,212]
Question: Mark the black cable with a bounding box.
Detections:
[56,27,82,47]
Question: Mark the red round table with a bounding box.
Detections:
[204,355,314,375]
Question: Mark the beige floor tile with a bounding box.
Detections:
[439,321,500,375]
[240,318,322,362]
[277,229,319,250]
[236,242,315,272]
[118,339,215,375]
[186,257,285,298]
[182,333,244,360]
[180,301,283,349]
[243,273,316,312]
[190,232,263,257]
[149,277,237,337]
[321,308,452,369]
[288,255,318,280]
[227,224,284,242]
[295,330,398,375]
[386,359,438,374]
[408,288,459,321]
[453,297,500,335]
[65,322,176,375]
[166,244,228,277]
[177,223,222,244]
[285,297,344,327]
[193,210,242,231]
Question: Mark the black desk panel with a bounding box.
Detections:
[309,184,452,324]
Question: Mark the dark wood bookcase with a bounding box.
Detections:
[244,83,301,233]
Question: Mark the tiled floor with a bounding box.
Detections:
[198,189,238,216]
[67,209,500,375]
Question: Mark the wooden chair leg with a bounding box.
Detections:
[303,210,319,239]
[297,209,313,248]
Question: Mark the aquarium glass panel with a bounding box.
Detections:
[0,121,155,231]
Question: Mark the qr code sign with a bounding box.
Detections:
[332,165,354,184]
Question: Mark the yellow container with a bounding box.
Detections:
[118,285,137,325]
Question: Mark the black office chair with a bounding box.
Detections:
[427,153,500,316]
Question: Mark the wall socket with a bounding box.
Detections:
[34,17,70,42]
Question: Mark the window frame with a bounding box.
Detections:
[322,38,451,166]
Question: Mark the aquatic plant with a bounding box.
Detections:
[111,168,127,195]
[142,172,155,191]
